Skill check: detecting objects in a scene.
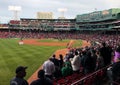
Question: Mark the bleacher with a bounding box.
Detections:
[53,65,112,85]
[9,20,20,25]
[0,24,9,29]
[54,72,84,85]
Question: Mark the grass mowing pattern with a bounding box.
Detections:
[37,39,70,43]
[0,38,65,85]
[72,39,82,48]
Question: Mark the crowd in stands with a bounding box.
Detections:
[7,30,120,85]
[0,30,120,49]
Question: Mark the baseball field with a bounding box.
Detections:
[0,38,84,85]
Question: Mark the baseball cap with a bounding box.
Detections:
[15,66,28,73]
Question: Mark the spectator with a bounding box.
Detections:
[96,50,104,70]
[81,49,87,73]
[53,66,62,79]
[50,54,62,79]
[61,61,73,77]
[30,69,53,85]
[63,53,69,62]
[10,66,28,85]
[99,42,112,66]
[107,48,120,85]
[58,54,64,69]
[51,54,59,67]
[114,45,120,62]
[107,45,120,85]
[112,57,120,84]
[52,54,64,79]
[90,49,97,70]
[70,51,81,73]
[42,58,55,80]
[83,51,96,74]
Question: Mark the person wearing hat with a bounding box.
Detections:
[10,66,28,85]
[30,69,53,85]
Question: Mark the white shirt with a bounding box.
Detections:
[43,60,55,75]
[71,55,81,71]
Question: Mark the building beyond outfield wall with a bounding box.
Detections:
[36,12,53,19]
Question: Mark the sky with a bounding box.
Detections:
[0,0,120,23]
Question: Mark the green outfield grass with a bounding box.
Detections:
[38,39,70,43]
[72,40,82,48]
[0,38,82,85]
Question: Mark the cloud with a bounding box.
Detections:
[105,0,120,8]
[0,0,120,23]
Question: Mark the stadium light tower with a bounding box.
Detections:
[58,8,67,19]
[8,6,22,20]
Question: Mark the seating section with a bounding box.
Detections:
[54,73,84,85]
[54,65,110,85]
[9,20,20,25]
